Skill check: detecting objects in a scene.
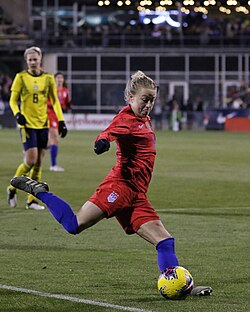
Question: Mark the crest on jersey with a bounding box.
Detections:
[107,191,119,203]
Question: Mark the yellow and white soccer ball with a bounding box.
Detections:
[158,266,194,300]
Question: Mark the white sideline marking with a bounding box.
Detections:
[0,284,151,312]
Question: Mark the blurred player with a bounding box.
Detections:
[11,71,212,296]
[48,72,71,172]
[7,46,67,210]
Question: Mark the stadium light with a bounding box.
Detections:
[96,0,250,17]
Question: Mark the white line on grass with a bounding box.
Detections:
[0,284,152,312]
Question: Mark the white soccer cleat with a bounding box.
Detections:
[26,200,45,210]
[7,187,17,208]
[190,286,213,296]
[50,165,64,172]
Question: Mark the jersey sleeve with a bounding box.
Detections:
[66,88,71,103]
[9,74,22,116]
[66,88,71,109]
[96,113,130,142]
[48,75,64,121]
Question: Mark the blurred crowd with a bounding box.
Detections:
[151,94,207,131]
[58,15,250,48]
[226,81,250,109]
[151,82,250,131]
[1,3,250,47]
[0,72,12,114]
[0,6,28,38]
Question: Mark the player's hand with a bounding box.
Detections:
[15,113,26,126]
[58,121,68,138]
[94,139,110,155]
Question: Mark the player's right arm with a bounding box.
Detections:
[9,74,26,125]
[9,74,22,117]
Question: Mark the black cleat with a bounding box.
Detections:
[10,176,49,196]
[7,187,17,208]
[190,286,213,296]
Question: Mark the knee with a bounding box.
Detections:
[26,156,37,167]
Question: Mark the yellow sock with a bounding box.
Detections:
[27,166,42,203]
[9,162,32,191]
[29,165,42,181]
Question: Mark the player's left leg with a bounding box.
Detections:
[26,148,46,210]
[10,176,105,234]
[26,129,48,210]
[49,125,64,172]
[11,176,78,233]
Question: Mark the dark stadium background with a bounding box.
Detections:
[1,2,250,311]
[0,0,250,130]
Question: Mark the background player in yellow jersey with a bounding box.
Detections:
[7,46,67,210]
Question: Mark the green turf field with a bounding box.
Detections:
[0,129,249,312]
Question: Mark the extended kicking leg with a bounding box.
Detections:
[10,176,105,235]
[11,176,78,234]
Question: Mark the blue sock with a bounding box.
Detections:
[156,237,179,271]
[50,145,58,166]
[36,192,78,234]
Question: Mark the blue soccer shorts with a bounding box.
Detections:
[20,128,49,151]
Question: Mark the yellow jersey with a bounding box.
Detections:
[9,70,64,129]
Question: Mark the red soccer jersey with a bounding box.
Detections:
[47,86,70,127]
[96,105,156,193]
[57,86,70,111]
[48,86,70,110]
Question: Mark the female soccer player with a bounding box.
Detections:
[7,46,67,210]
[11,71,211,296]
[48,72,71,172]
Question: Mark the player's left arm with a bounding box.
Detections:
[49,75,67,137]
[94,114,130,155]
[49,76,64,121]
[66,88,72,110]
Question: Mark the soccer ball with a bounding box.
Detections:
[157,266,194,300]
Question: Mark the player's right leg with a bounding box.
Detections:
[137,219,212,297]
[7,129,38,208]
[7,187,18,208]
[7,162,32,208]
[136,220,179,269]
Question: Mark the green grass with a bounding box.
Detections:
[0,129,250,312]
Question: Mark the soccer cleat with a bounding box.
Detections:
[26,200,45,210]
[190,286,213,296]
[7,187,17,208]
[50,165,64,172]
[10,176,49,196]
